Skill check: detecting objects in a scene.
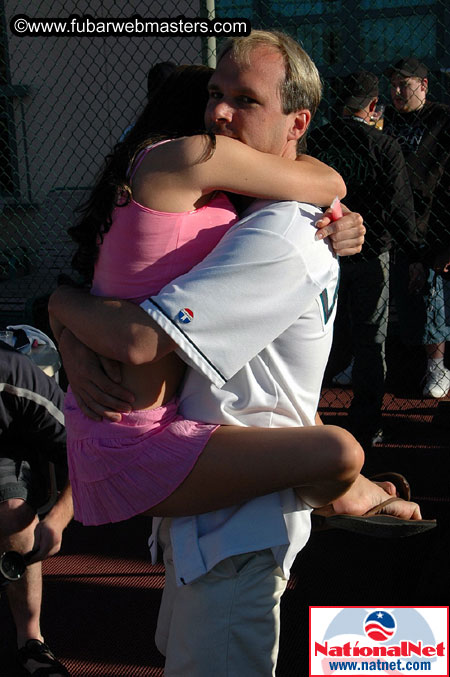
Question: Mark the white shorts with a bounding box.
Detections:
[156,518,287,676]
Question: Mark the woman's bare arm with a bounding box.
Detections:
[49,287,173,365]
[184,135,346,204]
[138,135,346,210]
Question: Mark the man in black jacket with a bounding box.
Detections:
[308,71,415,448]
[0,340,72,675]
[384,57,450,399]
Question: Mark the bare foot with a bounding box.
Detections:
[331,475,422,520]
[373,498,422,521]
[371,480,397,497]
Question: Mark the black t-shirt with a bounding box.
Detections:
[308,117,416,261]
[0,343,66,465]
[384,101,450,256]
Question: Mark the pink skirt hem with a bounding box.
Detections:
[64,392,218,526]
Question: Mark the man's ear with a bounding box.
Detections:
[421,77,428,94]
[288,109,311,141]
[368,97,378,113]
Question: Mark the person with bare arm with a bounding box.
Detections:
[50,31,431,677]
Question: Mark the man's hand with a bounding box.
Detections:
[59,329,135,421]
[28,483,74,563]
[29,517,64,562]
[316,205,365,256]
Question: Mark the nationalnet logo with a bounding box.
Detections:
[309,607,449,676]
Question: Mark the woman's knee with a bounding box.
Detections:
[324,426,364,481]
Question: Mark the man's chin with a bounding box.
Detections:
[393,99,407,112]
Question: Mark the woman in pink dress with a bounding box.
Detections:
[51,65,374,527]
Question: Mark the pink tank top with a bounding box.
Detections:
[91,142,238,303]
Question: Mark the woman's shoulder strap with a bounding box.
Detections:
[128,139,173,180]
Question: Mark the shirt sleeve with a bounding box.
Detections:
[0,348,66,464]
[141,201,335,387]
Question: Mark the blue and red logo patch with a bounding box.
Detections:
[176,308,194,324]
[310,606,448,676]
[364,610,397,642]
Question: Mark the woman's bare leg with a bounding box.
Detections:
[147,424,364,517]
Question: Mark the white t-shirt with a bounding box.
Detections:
[141,200,339,585]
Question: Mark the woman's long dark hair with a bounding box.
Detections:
[69,64,214,284]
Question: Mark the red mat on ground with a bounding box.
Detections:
[1,386,448,675]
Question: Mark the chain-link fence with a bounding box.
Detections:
[0,0,206,326]
[1,0,449,443]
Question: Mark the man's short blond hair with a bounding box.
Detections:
[218,30,322,119]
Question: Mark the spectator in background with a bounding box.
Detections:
[308,71,415,448]
[384,57,450,398]
[0,340,72,676]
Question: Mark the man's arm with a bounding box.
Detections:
[58,328,134,421]
[51,205,363,416]
[55,203,332,387]
[49,207,364,364]
[3,351,74,559]
[28,481,73,563]
[5,349,67,461]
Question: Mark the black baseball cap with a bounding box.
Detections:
[385,57,428,80]
[339,70,379,109]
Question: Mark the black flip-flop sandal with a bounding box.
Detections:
[311,497,437,538]
[17,639,70,676]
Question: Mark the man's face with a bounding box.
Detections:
[205,45,306,158]
[390,74,427,113]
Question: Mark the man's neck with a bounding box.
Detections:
[412,98,427,113]
[343,111,371,125]
[281,143,299,162]
[342,107,371,124]
[393,100,427,116]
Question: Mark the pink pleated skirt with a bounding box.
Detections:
[64,391,218,526]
